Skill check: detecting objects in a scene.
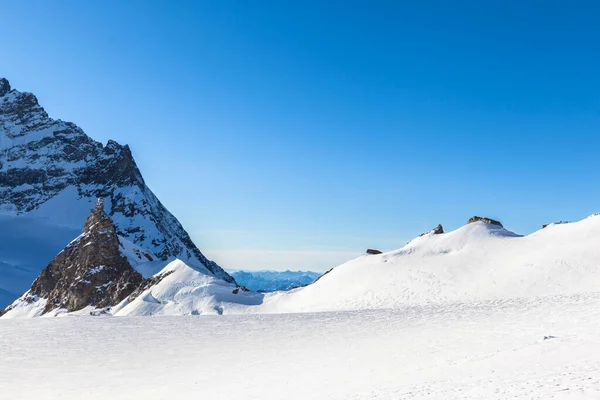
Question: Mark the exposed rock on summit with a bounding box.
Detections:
[366,249,383,255]
[1,199,143,316]
[420,224,444,236]
[542,221,569,229]
[0,78,10,97]
[467,216,503,227]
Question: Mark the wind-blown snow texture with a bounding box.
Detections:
[0,77,233,306]
[2,293,600,399]
[229,270,321,292]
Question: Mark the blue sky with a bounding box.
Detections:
[2,1,600,271]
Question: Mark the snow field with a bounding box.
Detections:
[1,292,600,399]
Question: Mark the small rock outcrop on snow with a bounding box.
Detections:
[1,199,143,317]
[467,216,503,227]
[542,221,569,229]
[366,249,383,255]
[420,224,444,236]
[431,224,444,234]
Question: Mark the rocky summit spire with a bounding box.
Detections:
[1,200,143,316]
[419,224,444,237]
[0,78,11,97]
[83,198,111,232]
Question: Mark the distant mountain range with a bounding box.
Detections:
[229,270,322,292]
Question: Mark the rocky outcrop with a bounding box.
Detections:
[431,224,444,234]
[0,77,234,284]
[420,224,444,236]
[542,221,569,229]
[0,78,10,97]
[1,199,143,316]
[467,216,503,227]
[366,249,383,255]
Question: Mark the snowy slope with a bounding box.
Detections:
[112,260,263,316]
[2,293,600,399]
[92,215,600,317]
[255,216,600,313]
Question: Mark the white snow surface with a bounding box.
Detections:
[111,260,263,317]
[1,293,600,399]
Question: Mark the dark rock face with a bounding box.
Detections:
[0,78,10,97]
[420,224,444,236]
[2,199,143,315]
[432,224,444,234]
[366,249,383,255]
[467,216,503,227]
[0,77,234,284]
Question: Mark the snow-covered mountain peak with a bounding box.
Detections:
[402,220,520,256]
[253,215,600,313]
[0,77,235,306]
[0,79,53,143]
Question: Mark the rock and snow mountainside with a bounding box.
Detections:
[1,200,257,318]
[254,216,600,313]
[2,78,600,319]
[1,199,143,318]
[0,77,234,306]
[86,215,600,317]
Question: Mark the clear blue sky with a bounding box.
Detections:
[2,1,599,271]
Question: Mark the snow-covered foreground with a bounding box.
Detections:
[2,293,600,400]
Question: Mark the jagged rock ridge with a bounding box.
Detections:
[0,77,233,284]
[1,199,143,316]
[420,224,444,236]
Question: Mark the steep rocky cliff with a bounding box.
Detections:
[1,199,143,316]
